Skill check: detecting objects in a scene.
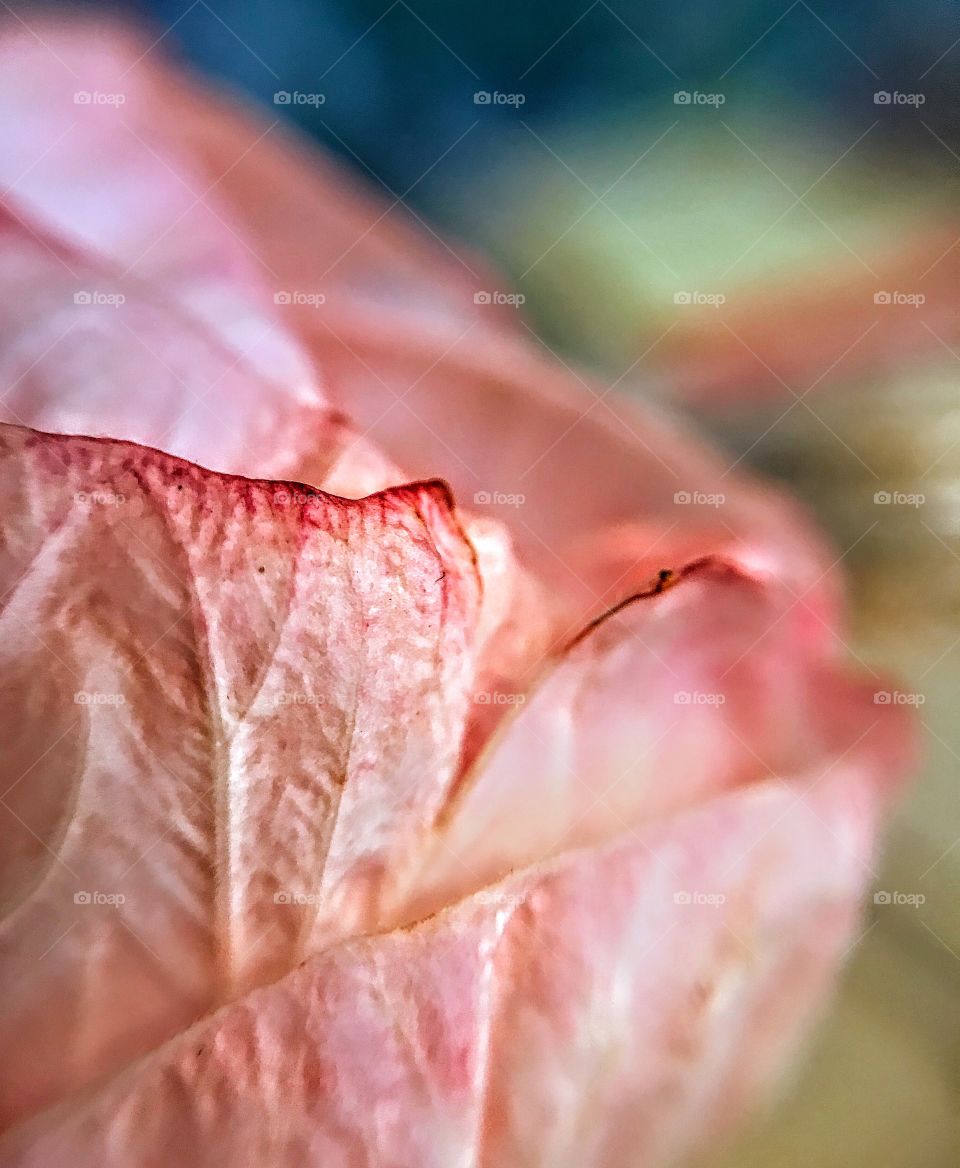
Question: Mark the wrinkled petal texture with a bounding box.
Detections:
[0,424,913,1168]
[0,15,916,1168]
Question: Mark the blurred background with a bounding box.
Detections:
[51,0,960,1163]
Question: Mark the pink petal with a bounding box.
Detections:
[301,313,839,624]
[0,423,485,1124]
[0,206,408,502]
[0,16,834,639]
[0,423,914,1162]
[1,696,909,1167]
[395,558,861,923]
[0,206,320,476]
[0,22,317,395]
[0,19,919,1165]
[0,18,505,346]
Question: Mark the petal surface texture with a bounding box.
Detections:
[0,15,918,1168]
[0,424,913,1167]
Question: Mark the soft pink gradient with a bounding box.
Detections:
[0,18,916,1168]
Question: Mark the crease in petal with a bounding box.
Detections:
[388,556,912,927]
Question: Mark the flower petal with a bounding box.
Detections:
[0,17,834,641]
[0,18,504,346]
[392,558,911,923]
[0,423,484,1124]
[294,313,839,627]
[0,22,317,395]
[0,702,910,1167]
[0,206,324,475]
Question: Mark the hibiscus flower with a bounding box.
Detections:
[0,17,915,1168]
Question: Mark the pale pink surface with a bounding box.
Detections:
[0,16,916,1168]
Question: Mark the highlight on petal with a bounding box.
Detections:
[0,205,409,501]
